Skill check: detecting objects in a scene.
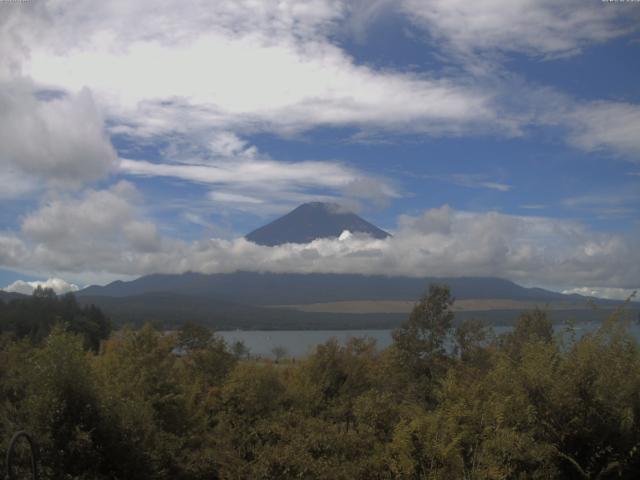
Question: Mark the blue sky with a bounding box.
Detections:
[0,0,639,299]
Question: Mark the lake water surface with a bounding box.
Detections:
[218,322,640,358]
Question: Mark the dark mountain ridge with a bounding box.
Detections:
[74,272,634,329]
[0,291,29,302]
[79,271,599,306]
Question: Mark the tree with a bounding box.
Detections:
[0,290,110,350]
[502,307,553,358]
[392,284,454,380]
[0,327,106,478]
[177,322,213,351]
[32,286,56,299]
[231,339,250,359]
[271,345,288,363]
[454,318,493,364]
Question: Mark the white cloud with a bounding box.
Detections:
[120,158,355,190]
[3,0,638,174]
[400,0,636,59]
[0,168,38,200]
[0,234,27,269]
[0,0,500,220]
[0,0,638,295]
[205,132,258,160]
[0,5,117,190]
[563,193,632,208]
[481,182,511,192]
[4,278,79,296]
[342,0,394,43]
[209,192,265,205]
[21,0,344,51]
[5,0,635,205]
[499,81,640,160]
[26,35,498,138]
[343,177,400,208]
[425,173,512,192]
[0,81,118,186]
[17,0,501,144]
[120,153,400,213]
[137,207,637,291]
[564,101,640,158]
[20,181,163,272]
[562,287,638,302]
[207,190,342,216]
[3,198,639,292]
[561,190,639,218]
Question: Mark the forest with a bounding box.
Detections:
[1,286,639,479]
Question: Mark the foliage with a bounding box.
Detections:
[0,288,111,351]
[1,285,640,479]
[391,284,455,405]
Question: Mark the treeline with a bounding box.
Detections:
[1,286,640,479]
[0,287,111,351]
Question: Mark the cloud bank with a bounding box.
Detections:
[401,0,636,59]
[562,287,637,302]
[0,82,117,188]
[22,1,499,139]
[3,184,638,293]
[3,277,79,296]
[1,0,638,220]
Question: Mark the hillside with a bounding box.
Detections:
[79,272,595,305]
[0,290,28,302]
[75,272,633,329]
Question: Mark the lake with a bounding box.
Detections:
[218,321,640,358]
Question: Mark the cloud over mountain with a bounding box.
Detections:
[3,189,638,293]
[3,277,79,296]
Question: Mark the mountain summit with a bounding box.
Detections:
[245,202,391,246]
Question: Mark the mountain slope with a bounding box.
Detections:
[245,202,390,246]
[0,291,29,302]
[77,272,634,328]
[76,291,407,329]
[78,272,599,306]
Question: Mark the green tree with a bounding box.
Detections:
[454,318,493,365]
[393,284,454,360]
[502,307,553,358]
[391,284,455,402]
[177,322,214,351]
[0,290,110,350]
[0,327,106,479]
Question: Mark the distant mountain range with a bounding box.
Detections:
[74,202,633,329]
[0,291,27,302]
[246,202,390,246]
[79,272,588,305]
[76,271,631,329]
[4,202,635,330]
